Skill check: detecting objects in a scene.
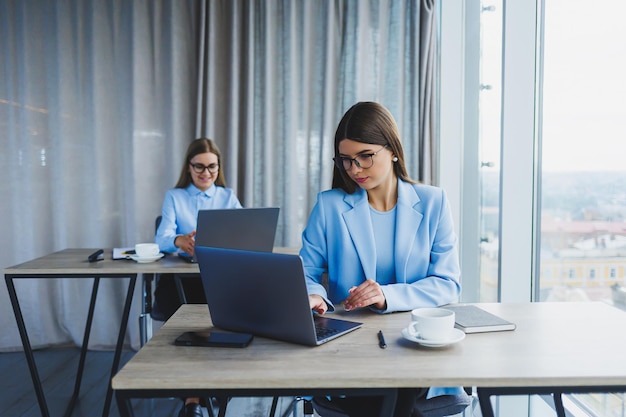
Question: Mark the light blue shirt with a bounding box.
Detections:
[370,205,396,285]
[155,183,242,253]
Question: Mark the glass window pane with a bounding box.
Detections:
[540,0,626,304]
[541,0,626,415]
[479,0,503,302]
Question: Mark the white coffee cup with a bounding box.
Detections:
[135,243,160,258]
[407,308,455,341]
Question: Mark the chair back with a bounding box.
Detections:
[155,215,162,235]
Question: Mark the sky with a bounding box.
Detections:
[480,0,626,173]
[541,0,626,172]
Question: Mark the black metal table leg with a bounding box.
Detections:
[5,273,137,417]
[477,388,496,417]
[478,387,616,417]
[103,276,137,417]
[64,277,101,417]
[269,396,279,417]
[5,275,51,417]
[553,391,566,417]
[115,390,135,417]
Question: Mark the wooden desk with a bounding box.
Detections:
[4,249,185,417]
[3,247,297,417]
[112,302,626,417]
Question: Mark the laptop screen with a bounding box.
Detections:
[195,207,279,253]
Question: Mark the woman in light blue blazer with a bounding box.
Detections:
[300,102,466,417]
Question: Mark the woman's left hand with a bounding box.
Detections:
[175,231,196,255]
[343,280,386,311]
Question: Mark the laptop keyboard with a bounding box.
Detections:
[315,324,340,341]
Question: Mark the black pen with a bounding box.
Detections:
[377,330,387,349]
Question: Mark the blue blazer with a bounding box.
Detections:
[300,179,461,313]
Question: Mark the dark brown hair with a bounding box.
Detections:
[331,102,414,193]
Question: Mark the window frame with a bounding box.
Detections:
[439,0,542,304]
[439,1,542,415]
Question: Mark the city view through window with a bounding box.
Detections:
[478,0,626,308]
[478,1,626,415]
[538,3,626,413]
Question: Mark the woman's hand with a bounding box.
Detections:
[309,294,328,315]
[344,280,386,311]
[175,231,196,255]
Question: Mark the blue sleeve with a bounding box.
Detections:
[300,193,336,312]
[155,190,183,253]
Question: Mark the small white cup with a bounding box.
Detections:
[407,308,455,341]
[135,243,160,258]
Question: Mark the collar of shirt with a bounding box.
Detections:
[186,183,216,198]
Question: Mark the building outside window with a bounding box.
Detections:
[446,0,626,415]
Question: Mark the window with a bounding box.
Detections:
[440,0,626,415]
[478,0,503,303]
[539,0,626,305]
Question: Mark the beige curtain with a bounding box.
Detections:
[0,0,202,351]
[195,0,438,247]
[0,0,437,351]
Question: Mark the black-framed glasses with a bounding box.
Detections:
[190,162,219,174]
[333,145,387,171]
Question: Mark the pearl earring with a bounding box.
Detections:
[392,157,398,162]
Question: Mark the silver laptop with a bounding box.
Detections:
[195,246,363,346]
[180,207,279,262]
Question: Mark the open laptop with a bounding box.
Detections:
[195,246,363,346]
[178,207,280,262]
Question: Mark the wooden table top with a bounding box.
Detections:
[112,302,626,391]
[4,247,300,276]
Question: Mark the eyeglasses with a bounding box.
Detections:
[190,162,219,174]
[333,145,387,171]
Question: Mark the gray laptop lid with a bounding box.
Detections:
[195,207,279,253]
[195,246,362,346]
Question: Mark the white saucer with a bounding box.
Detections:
[401,327,465,347]
[129,253,164,263]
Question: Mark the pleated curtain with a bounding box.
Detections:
[0,0,436,351]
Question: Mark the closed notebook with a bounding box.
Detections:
[443,304,516,333]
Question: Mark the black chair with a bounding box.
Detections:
[152,215,196,321]
[310,388,473,417]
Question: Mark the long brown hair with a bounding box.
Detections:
[331,102,414,194]
[175,138,228,188]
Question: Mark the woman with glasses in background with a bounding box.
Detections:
[155,137,241,256]
[300,102,468,417]
[154,137,241,417]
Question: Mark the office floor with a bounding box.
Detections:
[0,346,306,417]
